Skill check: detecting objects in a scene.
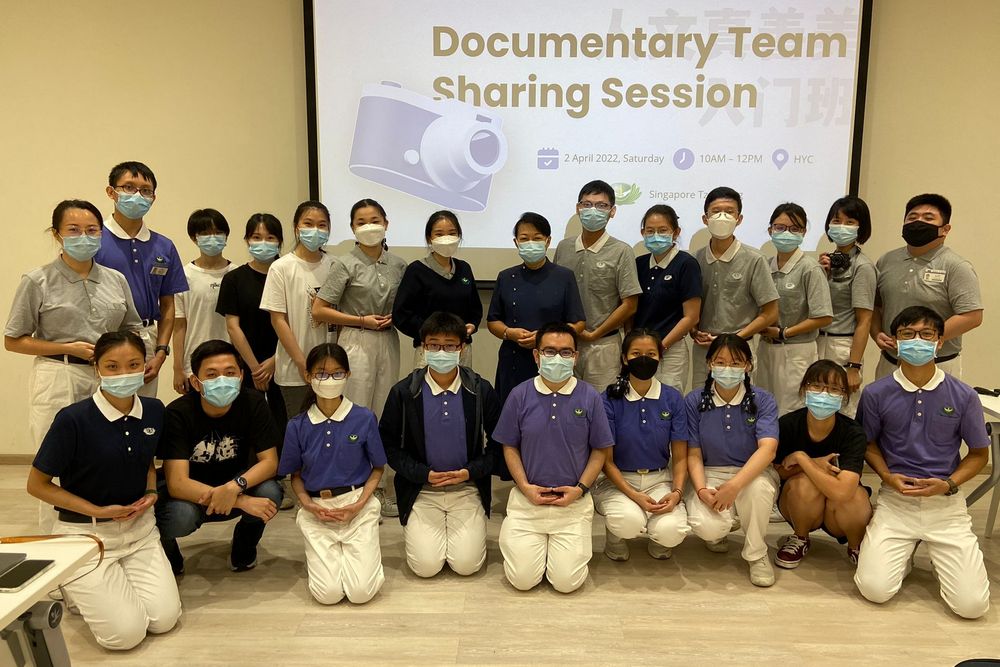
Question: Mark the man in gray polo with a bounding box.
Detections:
[871,193,982,379]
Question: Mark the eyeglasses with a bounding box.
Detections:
[710,362,746,370]
[577,201,612,212]
[805,382,846,398]
[313,370,347,381]
[424,343,461,353]
[60,228,102,238]
[896,328,939,341]
[114,184,155,199]
[770,223,805,234]
[540,347,576,359]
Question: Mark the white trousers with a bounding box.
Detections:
[404,485,487,577]
[685,466,779,562]
[816,335,861,418]
[593,469,690,547]
[499,486,595,593]
[576,335,622,393]
[656,339,690,394]
[854,486,989,619]
[137,323,159,398]
[691,336,760,390]
[754,341,817,416]
[339,327,400,420]
[57,512,181,651]
[412,343,473,370]
[296,489,384,605]
[875,353,962,381]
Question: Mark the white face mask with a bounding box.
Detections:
[311,377,346,399]
[706,212,739,239]
[430,235,460,258]
[354,223,386,247]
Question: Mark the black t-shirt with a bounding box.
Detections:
[216,263,279,364]
[777,408,867,475]
[158,390,280,487]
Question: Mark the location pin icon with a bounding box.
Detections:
[772,149,789,170]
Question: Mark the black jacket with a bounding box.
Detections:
[380,366,500,525]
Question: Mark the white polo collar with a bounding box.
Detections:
[308,398,354,423]
[533,375,577,396]
[705,239,742,264]
[893,367,946,393]
[104,216,151,242]
[425,371,462,396]
[625,378,662,402]
[712,383,747,407]
[574,232,610,253]
[650,246,679,270]
[770,248,804,274]
[93,390,143,422]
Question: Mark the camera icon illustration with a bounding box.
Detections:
[348,82,509,211]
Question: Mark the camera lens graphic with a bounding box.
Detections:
[420,113,508,193]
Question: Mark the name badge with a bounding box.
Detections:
[150,256,169,276]
[923,269,946,284]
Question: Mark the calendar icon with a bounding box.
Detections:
[536,148,559,170]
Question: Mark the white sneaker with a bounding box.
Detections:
[604,530,630,561]
[647,541,672,560]
[374,488,399,518]
[279,479,296,510]
[705,537,730,553]
[748,556,775,587]
[769,503,785,523]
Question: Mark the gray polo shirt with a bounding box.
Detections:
[554,233,641,331]
[875,245,982,357]
[421,254,454,279]
[5,257,142,344]
[695,240,779,334]
[823,247,876,335]
[317,246,407,316]
[770,250,833,344]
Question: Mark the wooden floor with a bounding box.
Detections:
[1,465,998,666]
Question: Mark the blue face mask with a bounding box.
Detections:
[100,370,145,398]
[115,192,152,220]
[643,233,674,255]
[425,349,460,374]
[897,338,937,366]
[61,234,101,261]
[248,241,280,262]
[827,224,859,246]
[298,228,330,252]
[200,376,241,408]
[711,366,745,390]
[518,240,547,264]
[805,390,842,420]
[579,208,609,232]
[196,234,227,257]
[538,355,574,383]
[771,230,804,253]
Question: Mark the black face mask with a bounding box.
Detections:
[902,221,942,247]
[626,356,659,381]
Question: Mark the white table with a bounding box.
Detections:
[968,394,1000,537]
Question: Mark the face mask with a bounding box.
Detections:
[425,349,460,374]
[100,370,145,398]
[311,377,346,399]
[706,212,738,239]
[298,228,329,252]
[354,223,386,247]
[518,240,547,264]
[196,234,227,257]
[902,221,942,247]
[643,233,674,255]
[771,230,804,253]
[538,355,574,383]
[896,338,937,366]
[827,224,859,246]
[61,234,101,261]
[626,356,659,381]
[805,391,842,420]
[200,376,241,408]
[430,235,460,258]
[115,191,152,220]
[579,208,609,232]
[711,366,745,390]
[248,241,279,261]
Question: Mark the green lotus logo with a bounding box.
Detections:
[659,410,671,420]
[612,182,642,205]
[574,408,585,417]
[348,434,359,442]
[942,406,955,415]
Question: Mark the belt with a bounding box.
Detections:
[881,350,959,365]
[622,467,665,474]
[308,485,360,499]
[43,354,90,365]
[819,331,854,337]
[57,509,112,524]
[140,319,155,327]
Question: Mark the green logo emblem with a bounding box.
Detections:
[348,434,359,442]
[659,410,671,420]
[461,277,470,284]
[942,406,955,416]
[573,408,585,417]
[746,416,757,425]
[612,182,642,205]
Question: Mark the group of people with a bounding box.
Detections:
[4,162,991,652]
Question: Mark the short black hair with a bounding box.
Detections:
[535,322,578,350]
[799,359,850,397]
[419,311,467,343]
[704,186,742,213]
[350,198,387,225]
[769,202,808,229]
[424,210,462,242]
[905,193,952,225]
[187,208,230,238]
[93,330,145,365]
[191,339,241,376]
[244,212,283,244]
[825,196,872,244]
[513,212,551,237]
[640,204,679,231]
[108,161,157,190]
[577,180,615,206]
[51,199,102,232]
[890,306,945,338]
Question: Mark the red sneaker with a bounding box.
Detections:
[775,534,811,569]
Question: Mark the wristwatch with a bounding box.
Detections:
[576,482,590,496]
[234,475,248,495]
[844,362,863,370]
[944,477,959,496]
[155,344,171,357]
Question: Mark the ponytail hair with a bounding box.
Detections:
[606,328,661,399]
[697,333,757,416]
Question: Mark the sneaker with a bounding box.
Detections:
[705,537,730,553]
[647,541,672,560]
[279,478,296,510]
[730,517,742,532]
[769,503,784,523]
[847,546,860,566]
[375,488,399,518]
[231,558,257,573]
[749,556,775,587]
[775,535,810,569]
[604,529,630,561]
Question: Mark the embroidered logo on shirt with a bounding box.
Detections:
[348,434,360,442]
[785,282,796,289]
[461,277,470,284]
[746,416,757,424]
[143,427,156,435]
[573,408,586,417]
[942,406,956,416]
[663,275,673,281]
[659,410,672,420]
[731,272,743,280]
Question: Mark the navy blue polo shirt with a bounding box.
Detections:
[34,393,164,507]
[603,379,689,471]
[684,384,779,467]
[632,250,702,340]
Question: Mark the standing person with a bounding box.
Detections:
[554,180,642,391]
[260,200,335,420]
[871,193,982,380]
[596,329,690,562]
[94,161,188,397]
[26,331,181,650]
[493,323,613,593]
[817,197,876,418]
[630,204,702,392]
[855,306,990,619]
[392,210,482,369]
[755,203,833,415]
[172,208,235,393]
[684,334,780,587]
[279,343,387,604]
[487,212,586,405]
[380,312,500,578]
[690,187,779,389]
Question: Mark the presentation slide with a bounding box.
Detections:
[311,1,866,272]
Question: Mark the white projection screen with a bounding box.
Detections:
[306,0,872,279]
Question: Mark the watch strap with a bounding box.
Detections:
[576,482,590,496]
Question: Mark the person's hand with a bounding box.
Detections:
[696,486,718,510]
[629,491,667,513]
[236,495,278,522]
[172,368,190,394]
[204,481,241,516]
[760,326,780,341]
[94,504,135,520]
[549,485,583,507]
[144,352,166,383]
[465,323,476,336]
[875,332,895,352]
[691,330,715,347]
[712,481,739,512]
[325,500,363,523]
[252,357,275,391]
[295,356,308,383]
[812,453,841,476]
[652,489,682,514]
[819,253,832,277]
[886,473,918,493]
[504,327,530,342]
[577,330,596,344]
[781,451,806,470]
[64,341,95,361]
[522,484,560,505]
[116,493,157,521]
[428,469,470,487]
[900,477,951,497]
[517,331,536,348]
[846,367,861,394]
[376,315,393,330]
[302,500,328,520]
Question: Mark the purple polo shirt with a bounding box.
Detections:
[422,374,468,471]
[278,400,387,490]
[603,380,689,471]
[858,368,989,479]
[493,376,614,487]
[94,217,188,321]
[684,384,779,467]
